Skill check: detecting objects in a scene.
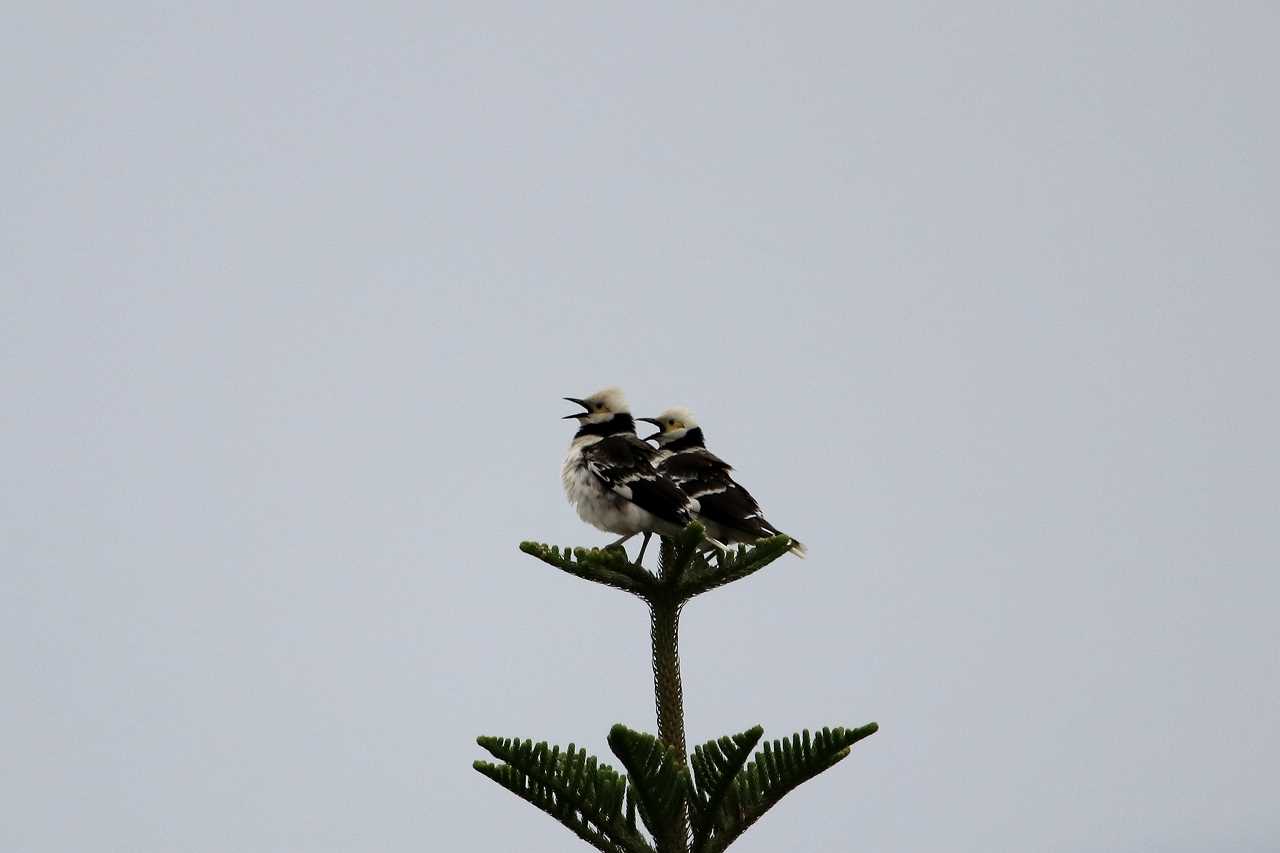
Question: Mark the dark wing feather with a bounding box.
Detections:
[584,436,694,525]
[622,478,695,525]
[696,487,774,537]
[583,435,656,478]
[660,448,774,537]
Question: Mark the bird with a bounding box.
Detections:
[638,407,806,558]
[561,388,718,564]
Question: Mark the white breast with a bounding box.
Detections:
[561,436,648,536]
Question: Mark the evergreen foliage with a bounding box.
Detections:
[516,524,796,603]
[474,736,646,853]
[477,524,877,852]
[607,725,689,851]
[695,723,879,853]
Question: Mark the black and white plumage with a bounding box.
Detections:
[561,388,714,563]
[639,407,806,558]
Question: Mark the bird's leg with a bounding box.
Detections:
[605,533,636,551]
[702,537,730,566]
[705,536,730,554]
[635,532,652,566]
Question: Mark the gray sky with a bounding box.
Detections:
[3,4,1278,852]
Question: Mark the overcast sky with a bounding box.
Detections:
[3,4,1278,852]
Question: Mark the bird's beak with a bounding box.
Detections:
[562,397,591,419]
[636,417,663,440]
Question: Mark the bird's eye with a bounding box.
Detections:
[668,419,675,426]
[597,403,605,410]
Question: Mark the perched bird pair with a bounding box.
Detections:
[561,387,805,565]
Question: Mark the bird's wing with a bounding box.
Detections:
[696,485,775,537]
[584,437,695,525]
[661,450,750,501]
[662,450,774,536]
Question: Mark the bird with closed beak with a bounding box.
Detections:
[561,388,719,564]
[638,407,806,558]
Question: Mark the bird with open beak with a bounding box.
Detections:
[560,388,710,564]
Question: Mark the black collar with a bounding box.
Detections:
[663,427,706,451]
[575,412,636,439]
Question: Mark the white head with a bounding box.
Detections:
[562,386,631,426]
[638,406,700,446]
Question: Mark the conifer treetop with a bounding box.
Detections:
[478,524,878,853]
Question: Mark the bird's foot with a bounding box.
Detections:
[634,532,652,566]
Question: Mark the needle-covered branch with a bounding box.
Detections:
[475,735,654,853]
[677,535,794,600]
[474,721,879,853]
[519,541,653,597]
[607,726,691,853]
[520,524,794,607]
[701,723,880,853]
[686,726,763,853]
[653,524,706,594]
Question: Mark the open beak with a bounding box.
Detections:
[562,397,591,419]
[636,416,663,440]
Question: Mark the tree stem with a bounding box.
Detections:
[649,595,689,853]
[649,599,686,759]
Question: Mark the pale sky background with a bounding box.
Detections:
[3,4,1278,852]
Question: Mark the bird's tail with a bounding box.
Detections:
[758,520,806,558]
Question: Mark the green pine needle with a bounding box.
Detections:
[701,722,879,853]
[475,735,655,853]
[606,725,690,850]
[520,524,795,607]
[687,726,763,853]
